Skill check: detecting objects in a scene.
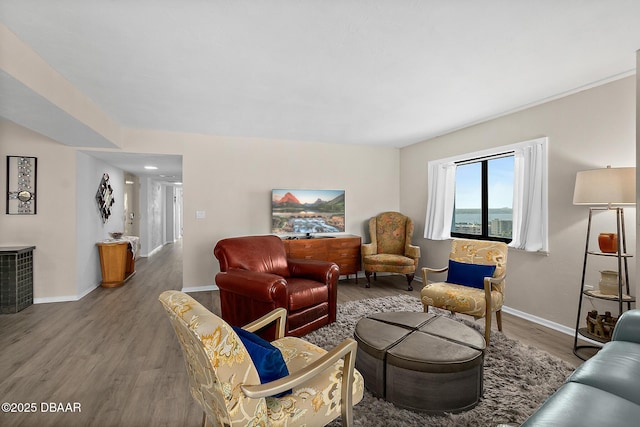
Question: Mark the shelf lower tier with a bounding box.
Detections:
[577,328,610,344]
[586,250,633,257]
[583,289,635,302]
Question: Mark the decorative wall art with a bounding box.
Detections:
[96,173,114,223]
[6,156,37,215]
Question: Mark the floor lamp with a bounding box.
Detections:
[572,165,636,359]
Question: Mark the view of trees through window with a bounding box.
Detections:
[451,155,514,242]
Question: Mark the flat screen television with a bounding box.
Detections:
[271,189,345,235]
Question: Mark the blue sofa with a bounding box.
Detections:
[522,309,640,426]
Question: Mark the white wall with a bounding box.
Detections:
[0,119,77,300]
[165,185,175,243]
[175,186,183,239]
[75,152,126,298]
[123,172,140,237]
[122,129,401,288]
[5,114,396,299]
[138,177,165,257]
[400,76,636,329]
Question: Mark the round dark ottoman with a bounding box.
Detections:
[354,311,486,414]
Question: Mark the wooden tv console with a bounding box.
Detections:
[282,235,361,281]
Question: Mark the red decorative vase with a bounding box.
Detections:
[598,233,618,253]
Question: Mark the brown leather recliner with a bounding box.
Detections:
[213,235,339,340]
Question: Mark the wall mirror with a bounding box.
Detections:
[6,156,37,215]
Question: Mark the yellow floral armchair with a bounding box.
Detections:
[159,290,364,427]
[362,211,421,290]
[420,239,508,345]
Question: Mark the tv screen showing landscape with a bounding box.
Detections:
[272,189,345,234]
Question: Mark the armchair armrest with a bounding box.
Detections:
[215,269,288,303]
[242,308,287,339]
[424,266,448,273]
[483,272,506,298]
[361,243,376,257]
[406,244,421,260]
[612,309,640,344]
[287,258,339,283]
[487,272,506,285]
[421,266,448,283]
[241,338,358,405]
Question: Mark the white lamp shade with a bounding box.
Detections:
[573,166,636,205]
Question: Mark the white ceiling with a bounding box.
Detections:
[1,1,640,178]
[80,150,183,184]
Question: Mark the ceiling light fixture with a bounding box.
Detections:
[144,165,158,170]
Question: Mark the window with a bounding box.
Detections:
[452,154,514,243]
[424,137,548,253]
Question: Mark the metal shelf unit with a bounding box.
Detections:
[573,207,635,360]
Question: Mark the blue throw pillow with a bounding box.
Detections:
[446,260,497,289]
[232,326,291,397]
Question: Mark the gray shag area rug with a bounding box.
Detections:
[304,295,574,427]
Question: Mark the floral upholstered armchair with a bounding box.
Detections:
[361,212,421,290]
[420,239,508,345]
[159,290,364,427]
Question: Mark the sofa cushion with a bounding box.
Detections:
[446,260,496,289]
[568,341,640,405]
[232,326,291,397]
[286,278,330,311]
[521,382,640,426]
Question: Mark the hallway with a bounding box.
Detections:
[0,240,204,427]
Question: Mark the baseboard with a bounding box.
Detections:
[417,276,603,347]
[501,305,573,335]
[147,244,163,257]
[182,284,218,293]
[34,282,101,304]
[501,305,603,347]
[34,296,77,304]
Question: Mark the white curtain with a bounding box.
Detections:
[424,161,456,240]
[509,141,548,252]
[424,137,548,252]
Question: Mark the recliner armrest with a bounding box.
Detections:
[612,309,640,344]
[288,258,339,283]
[215,268,288,303]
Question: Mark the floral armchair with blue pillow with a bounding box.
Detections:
[420,239,508,345]
[159,290,364,427]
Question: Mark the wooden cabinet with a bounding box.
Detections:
[326,237,361,280]
[283,235,361,280]
[97,241,136,288]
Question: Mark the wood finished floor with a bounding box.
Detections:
[0,240,585,427]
